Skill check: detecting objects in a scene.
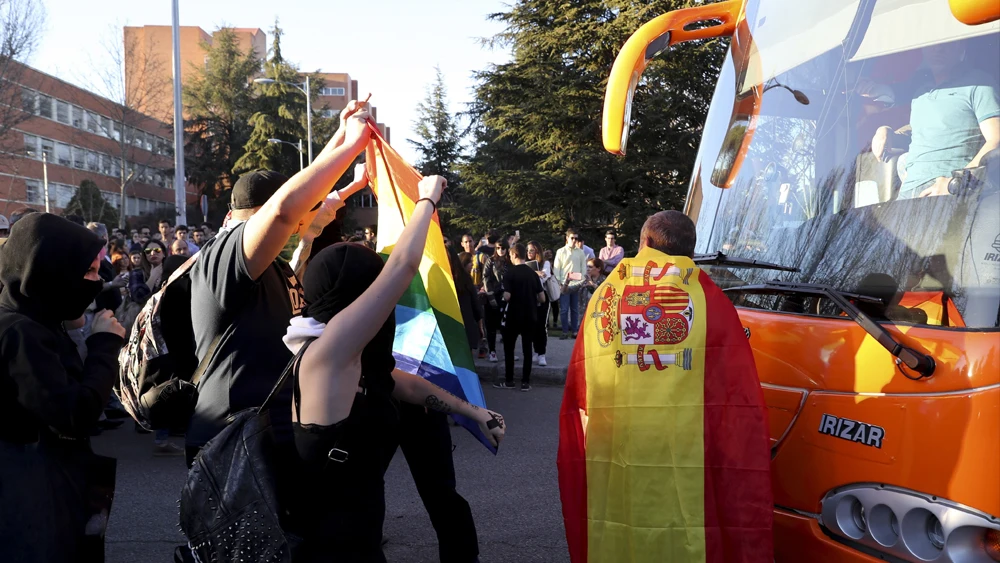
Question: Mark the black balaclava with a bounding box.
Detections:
[0,213,105,324]
[302,243,396,389]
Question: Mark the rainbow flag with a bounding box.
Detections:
[557,248,773,562]
[365,125,494,453]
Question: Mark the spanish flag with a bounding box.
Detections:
[364,124,494,452]
[558,248,773,562]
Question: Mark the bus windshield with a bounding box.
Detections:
[688,0,1000,329]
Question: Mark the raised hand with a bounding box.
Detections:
[418,175,447,205]
[344,110,373,148]
[91,309,125,339]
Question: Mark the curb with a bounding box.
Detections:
[473,361,567,386]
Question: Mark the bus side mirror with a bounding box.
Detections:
[949,0,1000,25]
[602,0,741,156]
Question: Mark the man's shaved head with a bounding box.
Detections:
[639,210,697,257]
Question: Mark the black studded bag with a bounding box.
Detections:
[179,343,310,563]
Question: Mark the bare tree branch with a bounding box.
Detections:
[79,23,173,227]
[0,0,45,155]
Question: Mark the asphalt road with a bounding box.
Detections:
[92,384,570,563]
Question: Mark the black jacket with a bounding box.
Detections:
[0,312,122,443]
[482,255,509,297]
[0,213,123,563]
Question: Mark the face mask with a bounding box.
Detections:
[57,278,105,321]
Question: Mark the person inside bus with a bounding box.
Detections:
[868,42,1000,199]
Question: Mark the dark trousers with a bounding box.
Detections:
[484,303,503,353]
[503,323,533,385]
[549,299,560,328]
[398,403,479,563]
[534,302,549,355]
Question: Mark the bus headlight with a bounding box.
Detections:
[820,484,1000,562]
[927,516,945,550]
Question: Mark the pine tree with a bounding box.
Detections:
[459,0,727,250]
[407,67,467,233]
[63,179,120,226]
[408,66,464,186]
[183,28,262,201]
[234,21,309,178]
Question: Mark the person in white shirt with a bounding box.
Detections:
[575,237,595,260]
[598,230,625,276]
[553,229,587,339]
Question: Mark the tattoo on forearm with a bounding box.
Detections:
[424,387,480,417]
[425,394,453,414]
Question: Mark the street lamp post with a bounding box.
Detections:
[171,0,187,226]
[267,138,304,171]
[42,152,49,213]
[119,169,135,228]
[254,76,313,164]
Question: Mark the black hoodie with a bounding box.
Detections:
[0,213,124,443]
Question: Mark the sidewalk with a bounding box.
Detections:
[473,329,576,386]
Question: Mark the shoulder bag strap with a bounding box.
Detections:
[260,340,312,413]
[189,332,222,387]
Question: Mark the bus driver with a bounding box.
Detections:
[869,41,1000,199]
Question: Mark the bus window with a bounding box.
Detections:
[688,0,1000,328]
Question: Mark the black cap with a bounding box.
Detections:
[230,170,289,210]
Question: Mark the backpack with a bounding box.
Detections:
[179,344,310,563]
[116,257,219,432]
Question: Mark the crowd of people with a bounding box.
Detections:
[0,101,510,563]
[446,227,623,391]
[0,97,770,563]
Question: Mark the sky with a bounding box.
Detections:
[28,0,513,164]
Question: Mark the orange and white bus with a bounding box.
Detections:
[603,0,1000,561]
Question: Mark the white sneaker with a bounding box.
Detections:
[538,355,547,366]
[532,353,538,364]
[489,352,498,363]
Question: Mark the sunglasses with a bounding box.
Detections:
[145,247,163,255]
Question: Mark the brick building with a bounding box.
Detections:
[0,62,186,222]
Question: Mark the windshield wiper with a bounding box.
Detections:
[694,251,800,273]
[724,281,935,378]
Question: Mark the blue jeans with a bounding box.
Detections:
[559,292,579,334]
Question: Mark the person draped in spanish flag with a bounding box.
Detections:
[557,210,774,563]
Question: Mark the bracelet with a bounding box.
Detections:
[417,197,438,212]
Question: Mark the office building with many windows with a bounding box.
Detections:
[0,62,189,219]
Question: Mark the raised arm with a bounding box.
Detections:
[242,104,371,280]
[302,176,447,369]
[290,164,369,280]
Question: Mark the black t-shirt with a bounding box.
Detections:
[502,264,543,326]
[187,222,305,447]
